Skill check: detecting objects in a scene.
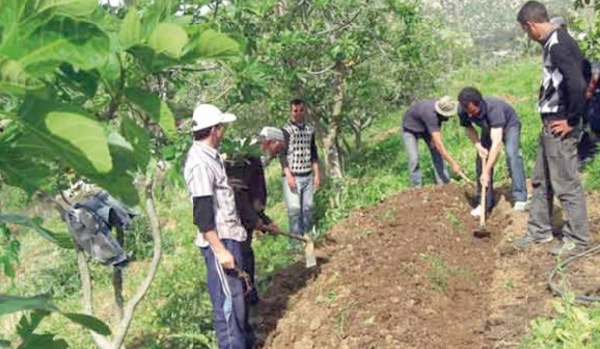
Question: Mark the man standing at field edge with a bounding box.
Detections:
[510,1,589,256]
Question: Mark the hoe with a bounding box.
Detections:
[473,156,492,238]
[266,227,317,268]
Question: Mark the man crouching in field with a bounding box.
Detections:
[401,96,464,187]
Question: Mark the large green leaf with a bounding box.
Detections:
[148,23,189,58]
[18,334,68,349]
[184,29,241,61]
[18,96,113,174]
[57,64,99,99]
[123,87,176,139]
[0,136,56,195]
[127,45,180,73]
[119,9,142,50]
[17,310,49,339]
[36,0,97,17]
[0,56,43,94]
[0,214,73,249]
[62,313,111,336]
[4,17,110,74]
[0,295,111,336]
[120,116,151,170]
[104,134,140,206]
[0,295,57,316]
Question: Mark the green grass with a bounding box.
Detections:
[3,56,600,348]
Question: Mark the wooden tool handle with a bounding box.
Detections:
[480,156,487,226]
[459,172,473,184]
[264,227,309,242]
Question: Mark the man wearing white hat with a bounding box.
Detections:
[183,103,255,349]
[401,96,464,187]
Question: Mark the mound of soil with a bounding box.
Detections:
[252,184,600,349]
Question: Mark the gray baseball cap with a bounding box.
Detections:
[258,126,284,141]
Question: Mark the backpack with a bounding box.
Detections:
[224,155,268,212]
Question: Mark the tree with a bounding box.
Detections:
[0,0,240,347]
[200,0,457,179]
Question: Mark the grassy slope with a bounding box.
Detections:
[2,56,600,348]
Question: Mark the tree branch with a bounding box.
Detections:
[316,10,361,36]
[77,247,111,349]
[307,63,336,75]
[169,65,221,73]
[110,177,162,349]
[206,85,234,102]
[113,226,125,321]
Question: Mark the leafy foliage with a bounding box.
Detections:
[0,0,242,347]
[0,0,241,206]
[0,223,20,279]
[522,293,600,349]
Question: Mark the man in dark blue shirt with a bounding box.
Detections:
[457,87,528,218]
[401,96,463,187]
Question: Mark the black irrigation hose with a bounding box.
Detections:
[548,243,600,303]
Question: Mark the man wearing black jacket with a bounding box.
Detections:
[511,1,589,255]
[224,127,284,305]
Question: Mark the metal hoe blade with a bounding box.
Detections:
[304,240,317,268]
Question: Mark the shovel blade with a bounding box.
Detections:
[304,241,317,268]
[473,226,491,238]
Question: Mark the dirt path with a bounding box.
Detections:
[252,184,600,349]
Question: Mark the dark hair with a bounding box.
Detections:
[517,1,549,24]
[290,98,304,106]
[458,87,483,108]
[193,126,214,141]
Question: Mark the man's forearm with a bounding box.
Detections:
[283,167,293,177]
[431,133,457,168]
[485,143,502,173]
[312,162,320,177]
[204,230,226,252]
[466,127,480,145]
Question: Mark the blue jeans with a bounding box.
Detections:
[282,174,314,238]
[201,240,254,349]
[503,124,528,203]
[402,130,450,187]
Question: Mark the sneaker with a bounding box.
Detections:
[511,234,553,250]
[550,239,585,256]
[470,205,482,218]
[513,201,527,211]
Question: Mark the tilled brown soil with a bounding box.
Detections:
[252,184,600,349]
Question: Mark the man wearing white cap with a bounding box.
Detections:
[401,96,463,187]
[183,103,255,349]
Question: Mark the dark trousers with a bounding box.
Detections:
[241,230,259,304]
[527,128,589,245]
[201,240,255,349]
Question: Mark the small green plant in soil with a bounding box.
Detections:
[421,254,473,292]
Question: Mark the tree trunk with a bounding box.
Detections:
[113,226,125,321]
[322,62,345,179]
[353,128,361,151]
